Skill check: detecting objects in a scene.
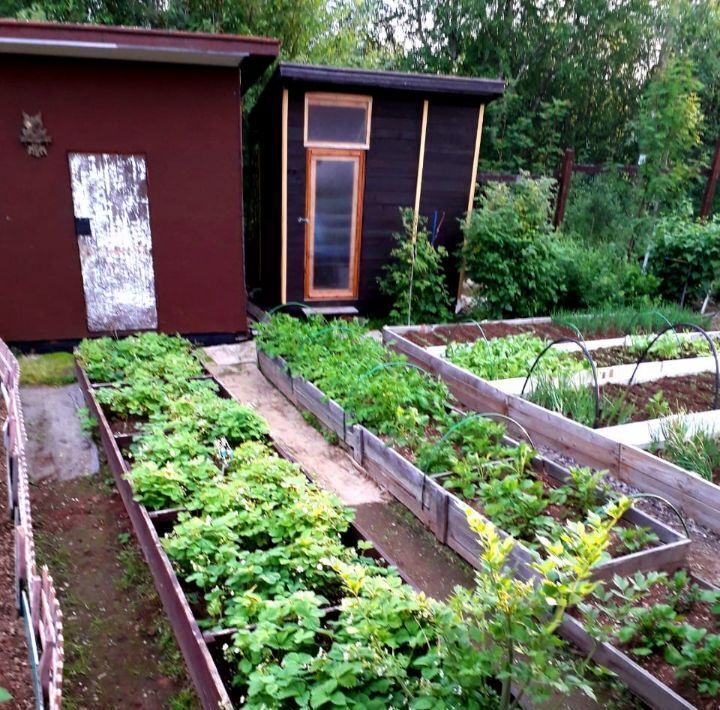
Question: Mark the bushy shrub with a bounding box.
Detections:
[562,172,648,251]
[378,209,452,324]
[648,212,720,304]
[462,176,562,317]
[553,238,660,310]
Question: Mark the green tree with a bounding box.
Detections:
[633,56,705,216]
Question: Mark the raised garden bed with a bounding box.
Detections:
[252,316,711,709]
[385,323,720,536]
[256,347,687,576]
[571,569,720,709]
[401,309,712,348]
[78,360,431,708]
[83,333,625,708]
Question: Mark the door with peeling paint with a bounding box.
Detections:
[69,153,158,332]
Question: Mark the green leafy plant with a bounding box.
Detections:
[651,417,720,482]
[645,391,673,419]
[649,213,720,305]
[527,376,636,428]
[76,405,97,435]
[585,569,720,700]
[377,208,452,325]
[445,499,632,709]
[551,305,711,339]
[446,333,586,381]
[461,175,562,318]
[614,526,659,554]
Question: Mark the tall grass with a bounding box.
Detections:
[551,304,710,338]
[527,375,636,428]
[651,418,720,482]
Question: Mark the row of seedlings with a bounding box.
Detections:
[384,320,720,536]
[76,332,621,709]
[1,339,64,709]
[254,314,712,709]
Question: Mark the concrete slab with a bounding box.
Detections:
[203,341,256,366]
[21,384,99,481]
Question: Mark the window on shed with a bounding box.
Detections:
[304,94,372,149]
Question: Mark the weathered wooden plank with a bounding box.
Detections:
[257,349,294,400]
[294,378,346,439]
[362,429,425,502]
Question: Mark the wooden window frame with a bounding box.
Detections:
[304,148,365,301]
[304,93,373,150]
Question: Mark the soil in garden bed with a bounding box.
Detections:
[601,372,718,424]
[575,574,720,710]
[403,322,579,347]
[0,399,35,710]
[591,342,715,368]
[31,465,198,709]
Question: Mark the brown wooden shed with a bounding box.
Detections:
[245,63,505,314]
[0,20,278,344]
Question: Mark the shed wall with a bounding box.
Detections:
[264,84,480,312]
[0,54,247,342]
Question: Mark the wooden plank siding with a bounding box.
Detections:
[251,79,485,313]
[419,102,479,300]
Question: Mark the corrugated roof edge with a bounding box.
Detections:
[0,19,280,52]
[276,62,505,99]
[0,20,280,90]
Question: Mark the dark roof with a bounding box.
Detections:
[0,20,280,91]
[275,62,505,101]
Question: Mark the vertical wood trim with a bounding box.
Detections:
[280,88,289,304]
[304,149,365,300]
[456,103,486,303]
[700,136,720,220]
[553,148,575,227]
[412,100,430,241]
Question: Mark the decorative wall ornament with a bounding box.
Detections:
[20,112,52,158]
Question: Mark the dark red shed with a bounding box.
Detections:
[0,20,279,344]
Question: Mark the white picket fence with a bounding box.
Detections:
[1,340,63,709]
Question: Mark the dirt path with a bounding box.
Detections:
[19,378,197,709]
[205,347,476,601]
[31,469,196,709]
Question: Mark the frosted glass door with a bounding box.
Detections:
[305,151,363,299]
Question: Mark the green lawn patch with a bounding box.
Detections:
[18,352,76,386]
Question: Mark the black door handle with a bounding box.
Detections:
[74,217,92,236]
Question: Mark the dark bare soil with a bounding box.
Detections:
[592,342,711,368]
[403,322,578,347]
[31,468,197,709]
[577,576,719,710]
[0,399,35,709]
[602,372,718,423]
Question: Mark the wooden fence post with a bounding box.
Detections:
[553,148,575,228]
[700,137,720,220]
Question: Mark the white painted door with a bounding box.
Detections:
[69,153,158,332]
